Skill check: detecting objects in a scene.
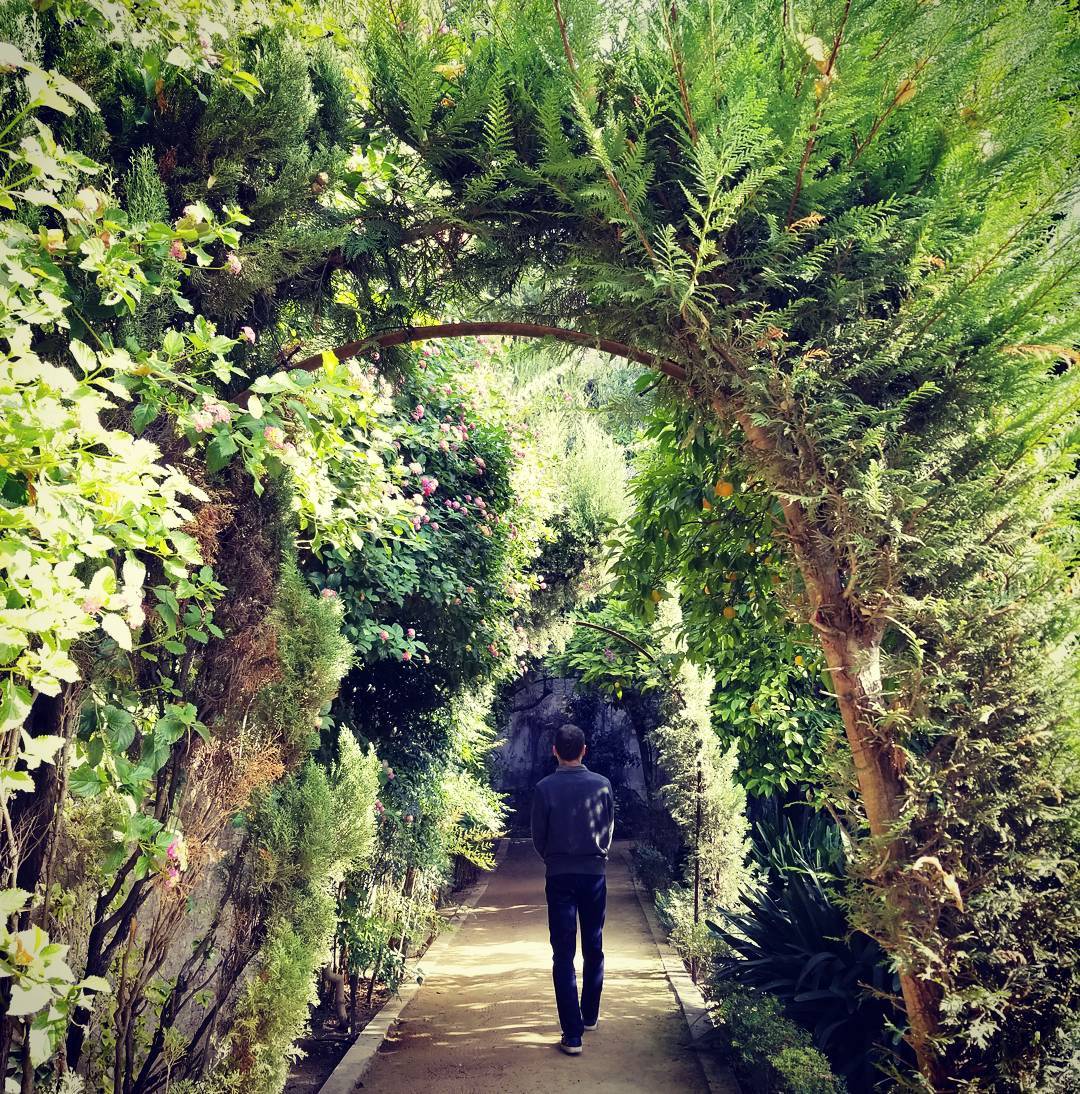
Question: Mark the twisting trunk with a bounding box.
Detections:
[734,405,946,1087]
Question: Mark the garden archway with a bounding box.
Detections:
[266,319,936,1079]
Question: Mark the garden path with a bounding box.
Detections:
[360,839,710,1093]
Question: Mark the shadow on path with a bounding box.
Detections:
[360,839,709,1093]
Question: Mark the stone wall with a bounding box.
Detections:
[494,672,654,835]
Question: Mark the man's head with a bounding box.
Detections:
[553,723,587,764]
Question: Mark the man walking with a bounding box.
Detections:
[530,724,615,1055]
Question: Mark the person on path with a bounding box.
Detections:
[530,724,615,1056]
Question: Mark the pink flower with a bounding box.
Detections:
[439,440,449,452]
[321,588,337,599]
[263,425,285,450]
[475,496,486,509]
[375,800,385,814]
[464,494,472,503]
[82,596,103,615]
[421,346,435,357]
[225,252,243,276]
[379,630,389,641]
[406,627,415,638]
[371,350,380,361]
[165,865,181,888]
[430,521,440,531]
[169,239,187,261]
[192,409,215,433]
[412,404,425,421]
[405,814,414,824]
[488,643,499,657]
[387,768,395,778]
[240,325,256,344]
[204,399,231,424]
[167,838,181,861]
[420,476,438,497]
[443,384,452,395]
[603,647,616,663]
[402,648,412,661]
[474,457,486,471]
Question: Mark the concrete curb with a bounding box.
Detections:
[319,837,511,1094]
[621,847,741,1094]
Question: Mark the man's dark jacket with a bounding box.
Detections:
[530,764,614,877]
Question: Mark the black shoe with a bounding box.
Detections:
[559,1037,583,1055]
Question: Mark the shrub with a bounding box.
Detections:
[708,856,901,1090]
[711,982,845,1094]
[630,841,676,894]
[252,558,353,761]
[224,897,335,1094]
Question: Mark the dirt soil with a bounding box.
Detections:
[284,986,392,1093]
[359,839,709,1093]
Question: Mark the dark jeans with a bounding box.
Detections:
[545,873,606,1041]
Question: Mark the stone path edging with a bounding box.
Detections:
[319,838,511,1094]
[620,846,742,1094]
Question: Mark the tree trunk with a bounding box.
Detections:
[815,612,944,1088]
[731,403,946,1086]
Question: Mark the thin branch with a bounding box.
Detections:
[237,321,688,404]
[785,0,853,225]
[662,2,698,144]
[573,620,659,664]
[551,0,659,265]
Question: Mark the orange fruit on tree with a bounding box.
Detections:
[723,606,736,620]
[702,497,713,510]
[715,481,735,497]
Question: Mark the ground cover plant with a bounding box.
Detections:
[0,0,1078,1091]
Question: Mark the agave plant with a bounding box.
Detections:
[709,832,907,1091]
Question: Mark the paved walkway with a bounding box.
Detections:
[360,839,710,1093]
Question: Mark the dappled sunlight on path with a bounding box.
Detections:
[361,839,708,1092]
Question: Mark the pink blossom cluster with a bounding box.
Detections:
[192,399,231,433]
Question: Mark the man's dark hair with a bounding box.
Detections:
[554,724,586,761]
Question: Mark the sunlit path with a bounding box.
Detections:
[361,840,710,1093]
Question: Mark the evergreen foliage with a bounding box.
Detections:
[362,0,1080,1082]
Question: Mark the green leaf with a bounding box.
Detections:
[18,732,65,770]
[8,980,51,1017]
[0,769,34,793]
[206,431,238,473]
[103,705,136,750]
[69,764,104,798]
[0,888,29,919]
[0,680,32,734]
[101,613,132,650]
[132,400,160,434]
